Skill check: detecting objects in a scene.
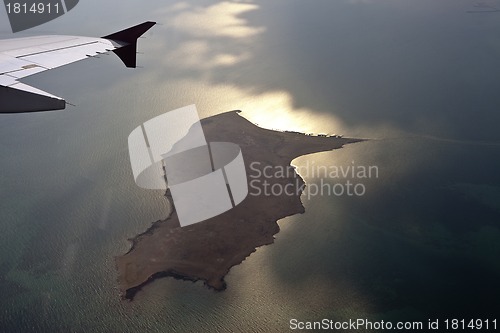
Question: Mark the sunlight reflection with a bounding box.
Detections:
[165,2,265,38]
[167,40,251,69]
[153,79,345,135]
[238,91,345,134]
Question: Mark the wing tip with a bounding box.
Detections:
[102,21,156,44]
[102,21,156,68]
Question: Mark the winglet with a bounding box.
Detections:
[102,21,156,68]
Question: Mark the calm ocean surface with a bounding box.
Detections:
[0,0,499,331]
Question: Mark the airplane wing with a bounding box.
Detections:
[0,21,156,113]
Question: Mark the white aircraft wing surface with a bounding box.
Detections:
[0,21,155,113]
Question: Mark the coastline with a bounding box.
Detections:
[115,111,366,300]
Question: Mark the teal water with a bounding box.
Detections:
[1,0,499,331]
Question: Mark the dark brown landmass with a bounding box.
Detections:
[116,111,365,300]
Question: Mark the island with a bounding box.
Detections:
[116,111,365,300]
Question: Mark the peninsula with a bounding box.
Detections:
[116,111,364,300]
